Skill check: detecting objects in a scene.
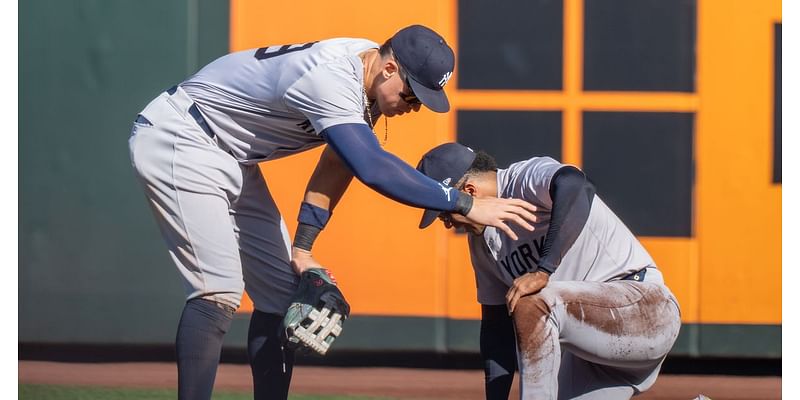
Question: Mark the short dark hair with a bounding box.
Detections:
[469,150,497,172]
[457,150,497,187]
[378,38,393,58]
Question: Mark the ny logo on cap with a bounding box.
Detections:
[442,177,452,185]
[438,71,453,88]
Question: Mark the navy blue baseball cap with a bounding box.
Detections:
[390,25,455,113]
[416,143,477,228]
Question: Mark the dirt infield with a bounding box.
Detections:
[19,361,781,399]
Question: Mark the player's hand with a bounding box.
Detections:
[466,197,538,240]
[506,270,550,314]
[290,247,324,275]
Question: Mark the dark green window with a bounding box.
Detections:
[583,112,694,236]
[458,0,563,90]
[584,0,696,92]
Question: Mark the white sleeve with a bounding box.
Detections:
[283,59,368,134]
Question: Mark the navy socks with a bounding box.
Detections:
[248,309,295,400]
[175,300,294,399]
[175,298,235,400]
[480,304,518,400]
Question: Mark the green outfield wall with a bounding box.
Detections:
[19,0,229,344]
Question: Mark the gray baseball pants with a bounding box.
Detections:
[513,269,681,399]
[128,86,298,314]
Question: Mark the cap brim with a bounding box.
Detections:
[419,209,442,229]
[408,78,450,113]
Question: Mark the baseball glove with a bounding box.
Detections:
[282,268,350,355]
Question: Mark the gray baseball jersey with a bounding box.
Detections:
[181,38,379,163]
[468,156,658,305]
[462,156,681,399]
[130,38,380,314]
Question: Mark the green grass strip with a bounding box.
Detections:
[19,384,398,400]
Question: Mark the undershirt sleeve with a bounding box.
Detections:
[536,166,596,274]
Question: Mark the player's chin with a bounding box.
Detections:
[385,107,408,117]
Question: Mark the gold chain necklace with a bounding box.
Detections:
[362,86,374,129]
[362,86,388,146]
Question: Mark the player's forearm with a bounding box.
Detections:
[293,146,354,253]
[537,166,595,274]
[303,145,354,212]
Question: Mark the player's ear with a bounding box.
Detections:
[462,182,478,196]
[382,59,399,79]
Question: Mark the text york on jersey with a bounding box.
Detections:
[499,235,545,279]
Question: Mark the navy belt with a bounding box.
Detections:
[622,268,647,282]
[167,85,216,139]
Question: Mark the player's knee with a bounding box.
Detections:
[512,294,551,336]
[513,293,551,321]
[512,294,558,361]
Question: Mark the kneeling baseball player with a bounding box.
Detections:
[416,143,681,400]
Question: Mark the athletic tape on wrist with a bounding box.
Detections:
[455,191,474,216]
[293,223,322,251]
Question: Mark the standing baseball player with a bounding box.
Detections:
[128,25,538,400]
[416,143,681,400]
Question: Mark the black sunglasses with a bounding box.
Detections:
[397,68,422,106]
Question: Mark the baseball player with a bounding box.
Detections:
[128,26,538,400]
[416,143,682,400]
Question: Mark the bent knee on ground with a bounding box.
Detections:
[512,293,553,337]
[512,293,559,367]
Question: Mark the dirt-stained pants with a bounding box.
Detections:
[513,278,681,400]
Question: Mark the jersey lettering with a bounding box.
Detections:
[500,236,546,279]
[532,234,545,255]
[518,243,540,269]
[254,42,318,60]
[499,258,515,279]
[510,252,527,276]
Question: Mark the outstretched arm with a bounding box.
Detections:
[292,123,539,273]
[322,123,469,211]
[322,123,538,238]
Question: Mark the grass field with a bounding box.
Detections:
[19,384,397,400]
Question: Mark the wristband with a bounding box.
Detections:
[455,191,474,216]
[293,223,322,251]
[298,202,331,229]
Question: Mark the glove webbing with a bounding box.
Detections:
[290,301,343,355]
